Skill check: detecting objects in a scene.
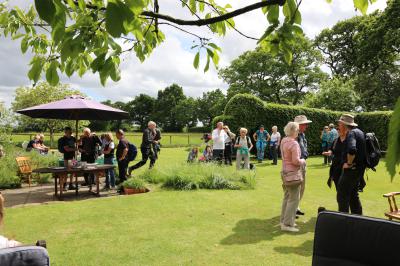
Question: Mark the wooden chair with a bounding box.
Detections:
[383,192,400,221]
[15,157,40,187]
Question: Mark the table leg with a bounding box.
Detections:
[96,173,100,197]
[75,174,78,196]
[59,174,64,200]
[54,174,58,198]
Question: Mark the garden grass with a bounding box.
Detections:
[2,148,400,266]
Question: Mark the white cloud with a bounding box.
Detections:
[0,0,387,107]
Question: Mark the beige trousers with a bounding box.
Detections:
[280,183,301,226]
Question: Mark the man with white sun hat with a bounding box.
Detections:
[293,115,312,216]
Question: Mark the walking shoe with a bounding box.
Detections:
[296,210,305,216]
[128,168,133,177]
[281,225,299,232]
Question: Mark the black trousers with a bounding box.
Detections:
[224,143,233,165]
[82,154,95,185]
[337,167,363,215]
[213,149,224,164]
[270,144,278,165]
[129,146,156,172]
[118,159,129,183]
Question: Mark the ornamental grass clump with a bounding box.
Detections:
[139,162,255,191]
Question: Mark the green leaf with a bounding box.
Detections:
[283,48,293,64]
[90,53,106,72]
[208,43,221,52]
[354,0,368,14]
[267,5,279,24]
[293,9,301,24]
[212,51,219,66]
[206,48,214,58]
[46,61,59,86]
[66,0,76,10]
[65,59,75,77]
[78,0,86,11]
[189,0,197,13]
[204,55,210,72]
[199,1,205,12]
[34,0,56,24]
[257,24,278,44]
[21,36,29,54]
[28,57,44,83]
[106,0,124,37]
[193,51,200,69]
[52,2,66,45]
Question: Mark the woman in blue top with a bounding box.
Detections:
[253,125,270,163]
[321,126,330,164]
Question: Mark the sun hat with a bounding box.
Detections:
[337,114,358,127]
[294,115,312,124]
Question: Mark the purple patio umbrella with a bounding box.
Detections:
[17,95,129,155]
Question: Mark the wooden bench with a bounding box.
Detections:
[15,157,40,187]
[383,192,400,221]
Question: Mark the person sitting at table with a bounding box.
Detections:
[102,132,116,190]
[79,128,102,186]
[26,134,47,154]
[0,193,22,248]
[58,127,77,191]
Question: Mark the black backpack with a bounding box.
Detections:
[127,143,138,162]
[364,132,381,171]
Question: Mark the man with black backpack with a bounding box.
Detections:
[336,114,367,215]
[128,121,160,175]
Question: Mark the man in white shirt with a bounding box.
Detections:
[212,122,228,163]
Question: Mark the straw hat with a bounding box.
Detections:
[294,115,312,124]
[337,114,358,127]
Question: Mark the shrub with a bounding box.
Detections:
[0,144,59,188]
[122,178,146,189]
[139,162,255,190]
[220,94,392,155]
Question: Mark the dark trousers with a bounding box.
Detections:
[270,144,278,165]
[82,154,95,185]
[213,149,224,164]
[337,167,363,215]
[129,147,156,172]
[322,144,330,164]
[118,159,129,183]
[224,143,233,165]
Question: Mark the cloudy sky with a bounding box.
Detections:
[0,0,387,107]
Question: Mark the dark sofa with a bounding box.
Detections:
[313,211,400,266]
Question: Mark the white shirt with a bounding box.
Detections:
[270,132,281,143]
[0,235,20,249]
[212,129,228,150]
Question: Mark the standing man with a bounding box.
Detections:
[211,122,228,163]
[116,129,129,183]
[336,114,366,215]
[294,115,312,216]
[327,123,338,165]
[253,125,270,163]
[78,128,101,186]
[57,127,77,190]
[128,121,160,174]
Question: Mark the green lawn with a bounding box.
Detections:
[2,148,399,266]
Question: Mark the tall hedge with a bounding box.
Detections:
[213,94,391,155]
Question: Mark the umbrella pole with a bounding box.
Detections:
[75,119,78,160]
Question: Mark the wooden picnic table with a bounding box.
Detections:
[33,165,115,200]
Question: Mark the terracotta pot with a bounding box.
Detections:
[123,187,149,195]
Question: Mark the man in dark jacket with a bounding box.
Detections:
[336,114,366,215]
[116,129,129,183]
[128,121,161,175]
[78,128,101,186]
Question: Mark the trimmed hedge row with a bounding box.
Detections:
[212,94,391,155]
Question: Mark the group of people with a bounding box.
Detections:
[279,114,368,232]
[25,134,49,154]
[321,123,338,164]
[56,121,161,192]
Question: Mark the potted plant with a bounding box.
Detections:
[122,178,149,195]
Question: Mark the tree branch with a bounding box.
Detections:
[158,22,210,42]
[141,0,285,26]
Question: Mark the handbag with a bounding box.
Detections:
[281,170,303,186]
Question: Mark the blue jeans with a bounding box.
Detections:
[104,156,115,187]
[256,140,266,160]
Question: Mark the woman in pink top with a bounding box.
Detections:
[280,122,306,232]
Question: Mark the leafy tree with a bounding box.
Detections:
[221,35,326,104]
[305,78,361,112]
[0,0,372,86]
[126,94,156,130]
[196,89,226,127]
[0,102,14,143]
[11,82,83,146]
[153,84,186,132]
[175,97,199,129]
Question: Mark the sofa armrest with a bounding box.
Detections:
[0,246,49,266]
